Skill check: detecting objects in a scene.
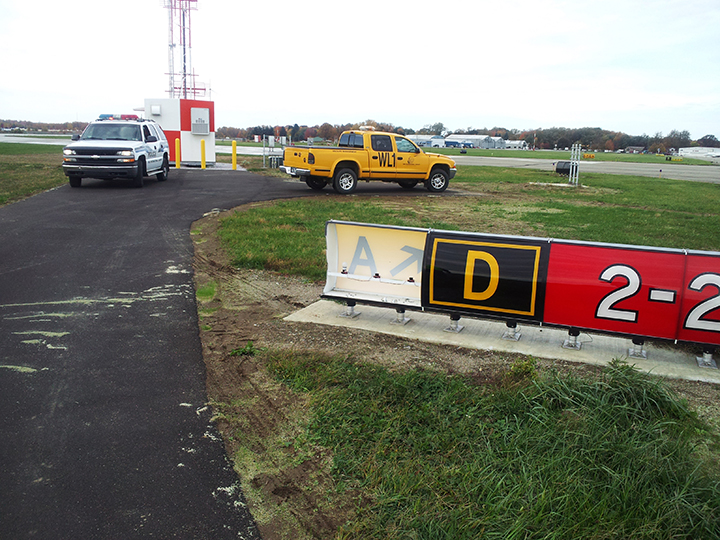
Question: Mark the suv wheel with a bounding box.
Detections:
[156,156,169,181]
[134,158,146,188]
[69,176,82,188]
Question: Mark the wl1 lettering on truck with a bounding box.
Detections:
[280,129,457,194]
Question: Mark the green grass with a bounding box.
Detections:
[195,280,217,301]
[217,168,720,283]
[266,352,720,539]
[218,199,452,281]
[0,143,66,205]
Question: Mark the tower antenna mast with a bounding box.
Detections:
[165,0,203,99]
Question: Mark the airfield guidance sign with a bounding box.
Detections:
[323,221,720,348]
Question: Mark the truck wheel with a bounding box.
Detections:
[426,169,449,192]
[399,180,418,189]
[305,177,327,190]
[134,158,146,188]
[68,176,82,188]
[156,156,169,181]
[333,168,357,194]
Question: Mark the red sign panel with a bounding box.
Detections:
[544,242,720,346]
[677,253,720,345]
[544,243,685,340]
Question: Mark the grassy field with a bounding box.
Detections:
[426,147,710,165]
[5,143,720,539]
[213,161,720,538]
[266,353,719,539]
[217,165,720,284]
[0,143,66,205]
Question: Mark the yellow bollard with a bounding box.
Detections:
[175,138,181,169]
[201,139,206,169]
[232,140,237,170]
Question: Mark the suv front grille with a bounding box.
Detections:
[73,148,122,156]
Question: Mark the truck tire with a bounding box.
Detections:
[426,168,449,192]
[333,168,357,194]
[305,177,327,190]
[134,158,146,188]
[156,156,169,181]
[398,180,418,189]
[68,176,82,188]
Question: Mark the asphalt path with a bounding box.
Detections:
[0,170,456,539]
[0,171,317,539]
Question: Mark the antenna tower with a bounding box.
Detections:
[165,0,205,99]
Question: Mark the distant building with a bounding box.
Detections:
[679,147,718,157]
[625,146,645,154]
[504,139,529,150]
[446,134,506,149]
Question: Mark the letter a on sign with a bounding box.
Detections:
[349,236,377,276]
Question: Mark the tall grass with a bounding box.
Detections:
[267,353,720,539]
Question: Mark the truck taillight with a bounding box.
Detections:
[308,152,315,165]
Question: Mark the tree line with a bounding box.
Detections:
[218,120,719,152]
[3,117,717,152]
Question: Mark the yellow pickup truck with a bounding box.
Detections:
[280,129,457,194]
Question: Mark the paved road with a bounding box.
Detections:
[0,170,314,539]
[0,171,450,539]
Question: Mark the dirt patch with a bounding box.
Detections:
[191,199,720,540]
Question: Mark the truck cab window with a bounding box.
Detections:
[395,137,417,153]
[371,135,393,152]
[339,133,365,147]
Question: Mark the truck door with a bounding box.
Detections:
[368,134,396,179]
[394,136,429,183]
[143,125,161,171]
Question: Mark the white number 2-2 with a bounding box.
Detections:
[595,265,641,323]
[685,273,720,333]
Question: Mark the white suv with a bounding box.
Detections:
[63,117,170,188]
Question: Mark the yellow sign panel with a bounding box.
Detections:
[427,237,543,317]
[324,221,427,307]
[583,153,595,159]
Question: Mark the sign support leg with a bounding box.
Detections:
[697,347,718,369]
[444,314,464,333]
[562,328,582,350]
[390,308,411,326]
[339,300,361,319]
[502,320,521,341]
[629,337,647,359]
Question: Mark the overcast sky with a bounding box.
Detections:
[1,0,718,139]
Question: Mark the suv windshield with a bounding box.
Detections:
[81,123,142,141]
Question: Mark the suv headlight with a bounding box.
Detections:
[63,148,76,162]
[116,150,135,163]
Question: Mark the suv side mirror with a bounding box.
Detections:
[72,134,80,141]
[146,135,158,143]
